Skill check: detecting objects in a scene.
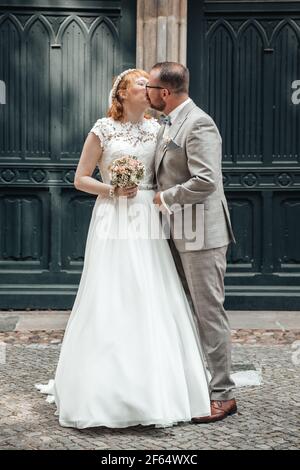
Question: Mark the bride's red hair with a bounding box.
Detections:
[107,69,152,121]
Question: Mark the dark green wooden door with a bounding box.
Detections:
[0,0,136,308]
[188,0,300,309]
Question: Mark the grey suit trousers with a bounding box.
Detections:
[169,237,235,400]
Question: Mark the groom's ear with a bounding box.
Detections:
[162,88,170,99]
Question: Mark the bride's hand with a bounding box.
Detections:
[115,185,138,199]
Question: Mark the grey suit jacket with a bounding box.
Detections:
[155,99,236,252]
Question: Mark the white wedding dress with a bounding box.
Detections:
[36,116,261,429]
[36,116,213,429]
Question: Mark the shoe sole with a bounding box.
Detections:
[192,406,238,424]
[228,406,238,416]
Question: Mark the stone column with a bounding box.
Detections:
[136,0,187,72]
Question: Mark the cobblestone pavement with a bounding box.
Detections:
[0,331,299,450]
[1,329,300,345]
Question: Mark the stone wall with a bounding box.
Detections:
[136,0,187,71]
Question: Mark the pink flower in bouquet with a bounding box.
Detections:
[109,155,145,188]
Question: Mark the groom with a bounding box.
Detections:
[147,62,237,423]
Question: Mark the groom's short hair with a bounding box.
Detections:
[152,62,189,95]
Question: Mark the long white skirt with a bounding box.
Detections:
[37,190,213,429]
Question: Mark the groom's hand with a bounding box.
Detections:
[153,191,162,207]
[153,192,169,214]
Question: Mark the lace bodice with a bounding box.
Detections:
[89,117,161,188]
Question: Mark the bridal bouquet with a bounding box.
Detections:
[109,155,145,188]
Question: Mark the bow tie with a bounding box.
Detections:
[159,115,171,126]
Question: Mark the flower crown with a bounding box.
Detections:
[108,68,136,107]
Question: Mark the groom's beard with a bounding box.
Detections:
[147,97,166,112]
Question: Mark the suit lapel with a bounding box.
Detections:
[155,100,197,175]
[156,123,165,150]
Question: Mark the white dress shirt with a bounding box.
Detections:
[159,98,192,215]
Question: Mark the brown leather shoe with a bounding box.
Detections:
[192,399,237,424]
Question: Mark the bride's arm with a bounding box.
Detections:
[74,133,138,198]
[74,133,112,197]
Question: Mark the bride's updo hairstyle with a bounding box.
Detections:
[107,69,150,121]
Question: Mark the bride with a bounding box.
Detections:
[36,68,213,429]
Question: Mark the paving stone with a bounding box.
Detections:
[0,336,299,450]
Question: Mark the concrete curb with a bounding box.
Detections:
[0,310,299,332]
